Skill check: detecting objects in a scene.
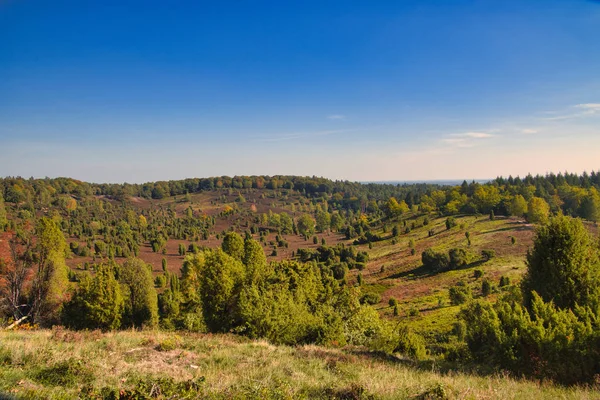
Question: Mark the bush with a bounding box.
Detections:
[481,279,491,296]
[473,269,483,279]
[445,217,457,230]
[461,295,600,384]
[155,336,183,352]
[448,248,472,269]
[481,249,496,261]
[449,284,472,305]
[394,325,427,360]
[422,248,449,272]
[360,292,381,305]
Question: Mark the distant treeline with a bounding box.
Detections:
[1,170,599,221]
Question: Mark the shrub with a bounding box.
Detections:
[449,284,472,305]
[449,248,472,269]
[473,269,483,279]
[422,248,449,272]
[155,336,182,352]
[481,249,496,261]
[394,325,427,360]
[461,294,600,384]
[445,217,457,230]
[481,279,492,296]
[360,292,381,305]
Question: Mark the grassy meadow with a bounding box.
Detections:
[1,328,598,400]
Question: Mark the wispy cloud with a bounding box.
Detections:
[439,130,497,149]
[327,114,346,120]
[575,103,600,113]
[448,131,496,139]
[543,103,600,121]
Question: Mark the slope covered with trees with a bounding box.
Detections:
[1,171,599,396]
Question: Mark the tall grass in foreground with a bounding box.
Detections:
[0,329,598,399]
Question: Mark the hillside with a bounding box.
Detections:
[1,174,600,397]
[0,329,597,400]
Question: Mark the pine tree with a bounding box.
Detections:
[522,215,600,311]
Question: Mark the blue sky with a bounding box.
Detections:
[1,0,599,183]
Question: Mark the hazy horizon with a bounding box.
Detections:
[2,1,599,182]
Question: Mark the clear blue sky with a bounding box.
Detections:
[1,0,599,183]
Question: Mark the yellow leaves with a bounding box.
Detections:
[65,198,77,211]
[138,215,148,229]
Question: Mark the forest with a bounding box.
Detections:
[0,171,599,398]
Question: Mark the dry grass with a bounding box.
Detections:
[0,328,598,399]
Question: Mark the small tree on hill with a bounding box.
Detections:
[62,264,124,330]
[120,258,159,328]
[522,215,600,311]
[221,231,245,261]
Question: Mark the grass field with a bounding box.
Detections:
[1,328,599,400]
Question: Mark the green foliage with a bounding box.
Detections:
[296,214,316,237]
[360,292,380,305]
[31,217,69,325]
[449,284,472,305]
[395,325,427,360]
[473,185,501,214]
[62,264,124,330]
[448,248,472,269]
[121,258,159,328]
[481,279,492,297]
[315,210,331,233]
[527,196,550,224]
[522,215,600,311]
[481,249,495,261]
[0,193,7,231]
[445,217,456,230]
[33,358,93,387]
[221,231,245,261]
[461,294,600,384]
[198,249,245,332]
[508,194,528,217]
[243,238,267,284]
[422,248,449,272]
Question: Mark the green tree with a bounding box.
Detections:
[296,214,316,237]
[62,264,124,330]
[221,231,245,261]
[522,215,600,311]
[0,193,7,231]
[315,210,331,233]
[579,188,600,222]
[473,185,501,213]
[507,194,528,217]
[243,238,267,284]
[198,249,245,332]
[120,258,159,328]
[527,196,550,224]
[30,217,69,325]
[279,212,294,234]
[330,213,345,232]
